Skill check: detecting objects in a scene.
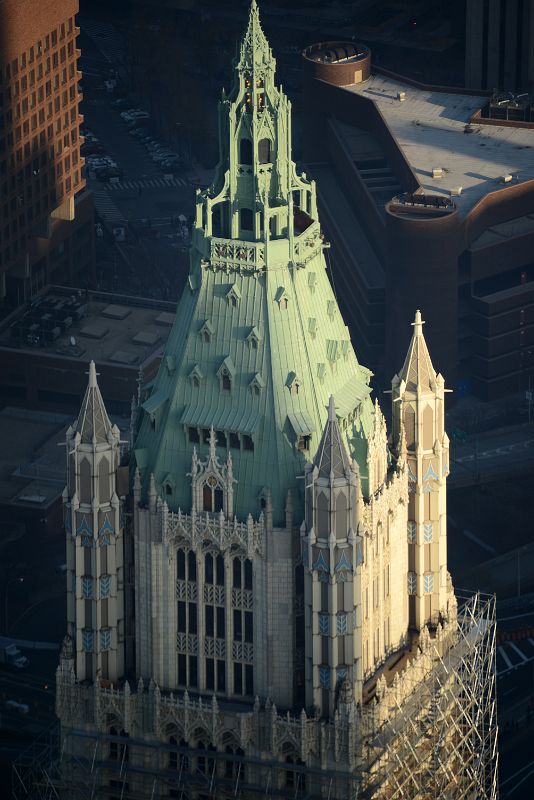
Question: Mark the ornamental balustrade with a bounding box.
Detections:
[209,237,265,273]
[163,508,264,558]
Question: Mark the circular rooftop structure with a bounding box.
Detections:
[302,41,371,86]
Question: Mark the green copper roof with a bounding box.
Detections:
[133,2,375,525]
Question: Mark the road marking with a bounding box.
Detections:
[461,528,497,555]
[106,177,188,191]
[508,641,529,662]
[498,646,514,670]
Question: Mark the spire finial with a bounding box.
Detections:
[209,425,217,459]
[88,360,98,388]
[412,309,424,335]
[328,395,336,422]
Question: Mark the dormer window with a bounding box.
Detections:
[298,435,311,451]
[249,373,265,396]
[203,476,224,513]
[327,300,336,319]
[217,356,236,393]
[275,287,289,309]
[246,326,261,350]
[226,284,241,308]
[287,372,301,395]
[189,365,203,388]
[200,319,214,344]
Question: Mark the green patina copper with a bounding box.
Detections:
[134,1,375,524]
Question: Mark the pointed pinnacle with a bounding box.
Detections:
[328,394,336,422]
[88,360,98,388]
[412,309,425,335]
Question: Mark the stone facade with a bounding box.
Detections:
[55,4,497,798]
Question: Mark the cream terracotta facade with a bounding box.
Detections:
[53,4,498,799]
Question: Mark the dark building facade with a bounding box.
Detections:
[302,43,534,400]
[0,0,94,309]
[465,0,534,92]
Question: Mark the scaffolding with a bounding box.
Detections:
[12,592,498,800]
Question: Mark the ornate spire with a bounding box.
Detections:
[397,310,437,393]
[76,361,114,445]
[237,0,275,75]
[314,395,350,479]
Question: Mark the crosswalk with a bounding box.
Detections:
[105,177,188,191]
[497,637,534,676]
[79,18,127,64]
[92,189,124,224]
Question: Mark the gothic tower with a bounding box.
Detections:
[52,6,497,799]
[391,311,450,630]
[63,362,125,683]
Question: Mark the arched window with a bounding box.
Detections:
[239,138,252,165]
[169,735,178,770]
[258,138,271,164]
[109,727,129,762]
[205,553,213,584]
[240,207,253,231]
[203,479,224,513]
[177,549,186,580]
[233,557,242,588]
[188,551,197,582]
[216,554,225,586]
[244,559,252,591]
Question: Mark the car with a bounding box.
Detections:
[153,151,178,162]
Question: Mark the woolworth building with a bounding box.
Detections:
[54,3,498,798]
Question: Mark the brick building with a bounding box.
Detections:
[302,42,534,400]
[0,0,94,309]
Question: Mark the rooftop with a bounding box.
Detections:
[0,288,176,368]
[347,74,534,216]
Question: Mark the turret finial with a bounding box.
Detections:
[88,360,98,388]
[328,395,336,422]
[412,309,424,335]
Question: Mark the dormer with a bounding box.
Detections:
[286,371,302,396]
[189,364,204,388]
[275,286,289,309]
[249,372,265,396]
[217,356,236,392]
[246,326,261,350]
[200,319,215,344]
[308,318,317,338]
[327,300,336,320]
[226,284,242,308]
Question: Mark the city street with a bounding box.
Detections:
[78,24,197,301]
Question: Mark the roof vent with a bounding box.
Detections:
[432,168,443,179]
[450,186,463,197]
[397,91,406,102]
[500,174,513,183]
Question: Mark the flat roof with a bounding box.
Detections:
[347,74,534,216]
[0,406,129,510]
[0,289,176,367]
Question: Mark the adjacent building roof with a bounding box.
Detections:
[347,74,534,215]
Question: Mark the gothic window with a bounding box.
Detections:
[81,575,94,599]
[319,613,329,635]
[79,457,91,504]
[239,137,252,165]
[100,627,111,651]
[229,432,240,449]
[408,572,417,595]
[317,493,329,538]
[424,573,434,593]
[423,523,433,543]
[98,457,110,503]
[202,477,224,512]
[404,406,416,450]
[240,207,253,231]
[82,628,94,652]
[319,665,330,689]
[205,553,214,584]
[336,613,348,635]
[188,551,197,582]
[258,137,271,163]
[216,554,225,585]
[100,574,111,599]
[297,434,311,451]
[177,549,186,580]
[165,483,172,495]
[243,434,254,451]
[169,736,178,770]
